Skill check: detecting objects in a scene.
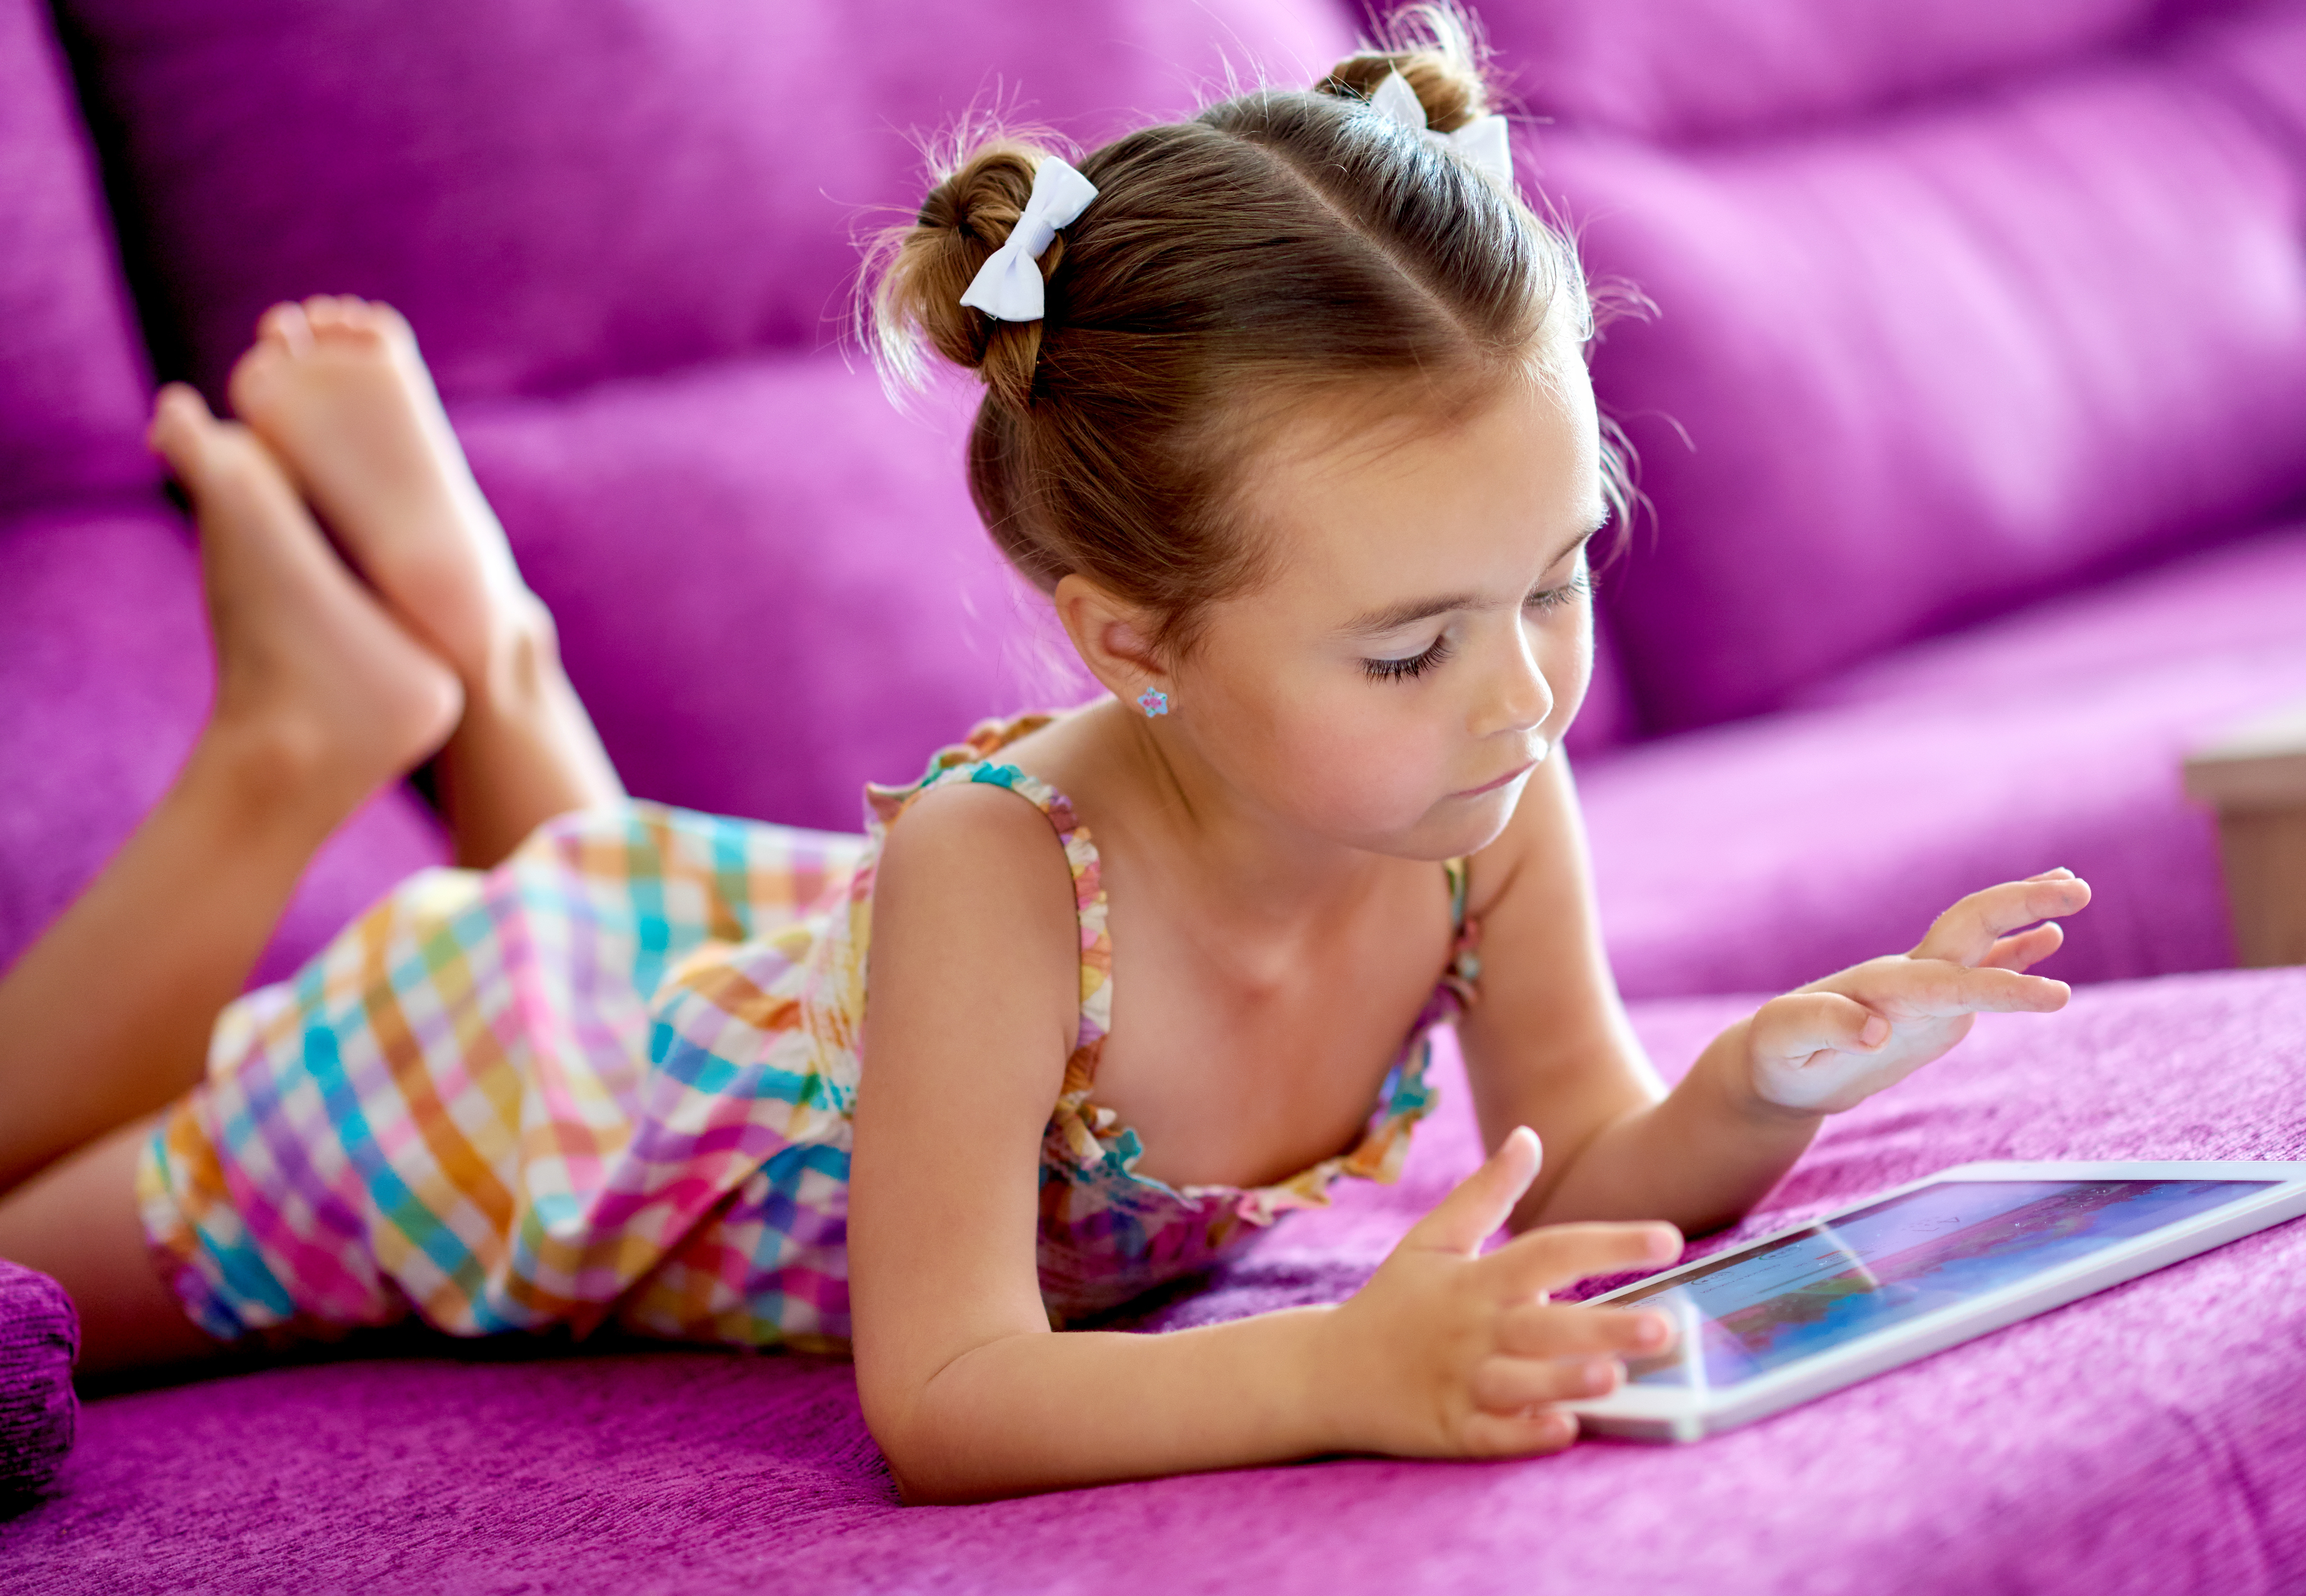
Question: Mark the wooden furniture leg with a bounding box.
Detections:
[2184,704,2306,969]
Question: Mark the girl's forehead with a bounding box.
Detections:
[1246,372,1603,604]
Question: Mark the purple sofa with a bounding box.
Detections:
[14,972,2306,1592]
[4,0,2306,1587]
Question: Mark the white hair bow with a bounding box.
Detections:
[958,156,1100,323]
[1369,70,1513,186]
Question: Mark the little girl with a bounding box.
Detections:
[0,12,2087,1502]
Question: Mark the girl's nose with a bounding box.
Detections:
[1473,628,1555,739]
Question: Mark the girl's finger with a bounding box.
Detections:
[1495,1301,1673,1360]
[1478,1221,1681,1300]
[1911,875,2091,965]
[1460,1407,1580,1458]
[1979,921,2063,973]
[1471,1353,1622,1413]
[1749,992,1887,1064]
[1403,1126,1541,1257]
[1878,962,2072,1016]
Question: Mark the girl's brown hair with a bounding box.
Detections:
[869,5,1615,656]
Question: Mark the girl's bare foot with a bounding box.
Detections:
[226,295,530,688]
[148,385,463,813]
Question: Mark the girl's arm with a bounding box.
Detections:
[1456,753,2088,1236]
[849,783,1676,1502]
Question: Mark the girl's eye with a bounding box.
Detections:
[1363,634,1452,683]
[1525,571,1594,615]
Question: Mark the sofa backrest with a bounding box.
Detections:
[1481,0,2233,144]
[0,0,154,514]
[55,0,1356,406]
[1493,0,2306,729]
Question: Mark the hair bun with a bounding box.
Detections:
[870,139,1059,410]
[1318,3,1493,134]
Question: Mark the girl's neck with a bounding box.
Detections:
[1046,698,1407,935]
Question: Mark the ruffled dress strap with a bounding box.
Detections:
[861,714,1111,1067]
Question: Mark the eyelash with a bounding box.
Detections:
[1359,573,1593,684]
[1531,571,1594,613]
[1363,637,1453,683]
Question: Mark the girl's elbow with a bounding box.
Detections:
[873,1421,1001,1505]
[861,1375,981,1505]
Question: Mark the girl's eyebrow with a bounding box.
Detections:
[1338,518,1605,637]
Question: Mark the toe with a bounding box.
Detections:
[257,301,313,355]
[363,300,417,347]
[303,295,379,348]
[304,295,358,332]
[226,337,288,419]
[147,384,215,477]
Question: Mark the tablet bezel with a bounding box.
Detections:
[1559,1160,2306,1443]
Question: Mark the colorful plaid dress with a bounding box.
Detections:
[139,715,1476,1352]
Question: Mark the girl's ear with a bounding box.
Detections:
[1052,574,1171,702]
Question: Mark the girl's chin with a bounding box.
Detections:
[1375,781,1527,861]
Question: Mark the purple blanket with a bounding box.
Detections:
[9,968,2305,1593]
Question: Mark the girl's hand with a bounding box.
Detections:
[1743,869,2092,1115]
[1314,1127,1681,1458]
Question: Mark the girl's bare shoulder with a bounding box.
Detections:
[873,775,1077,923]
[866,778,1083,1078]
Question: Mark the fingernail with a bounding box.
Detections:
[1635,1314,1670,1349]
[1860,1014,1890,1046]
[1648,1227,1680,1261]
[1583,1360,1617,1393]
[1544,1413,1577,1445]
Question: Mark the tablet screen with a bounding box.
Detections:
[1618,1178,2275,1389]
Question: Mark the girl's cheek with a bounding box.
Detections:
[1274,689,1438,828]
[1536,616,1594,739]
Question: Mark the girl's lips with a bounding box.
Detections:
[1456,755,1541,798]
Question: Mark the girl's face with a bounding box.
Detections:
[1168,365,1607,861]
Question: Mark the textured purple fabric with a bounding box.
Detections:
[1543,36,2306,730]
[1790,521,2306,714]
[0,507,451,983]
[454,355,1092,831]
[1480,0,2244,142]
[2189,3,2306,149]
[0,1261,76,1502]
[9,968,2304,1591]
[54,0,1355,404]
[1584,523,2306,999]
[0,0,155,512]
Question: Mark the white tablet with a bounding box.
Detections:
[1561,1161,2306,1442]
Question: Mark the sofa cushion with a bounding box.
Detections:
[0,1260,76,1503]
[13,970,2306,1590]
[1480,0,2254,143]
[1543,36,2306,730]
[1580,521,2306,999]
[0,507,450,983]
[56,0,1354,405]
[0,0,155,514]
[453,350,1093,832]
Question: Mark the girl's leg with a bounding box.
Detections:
[0,1119,224,1371]
[0,390,461,1364]
[228,298,625,870]
[0,391,461,1191]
